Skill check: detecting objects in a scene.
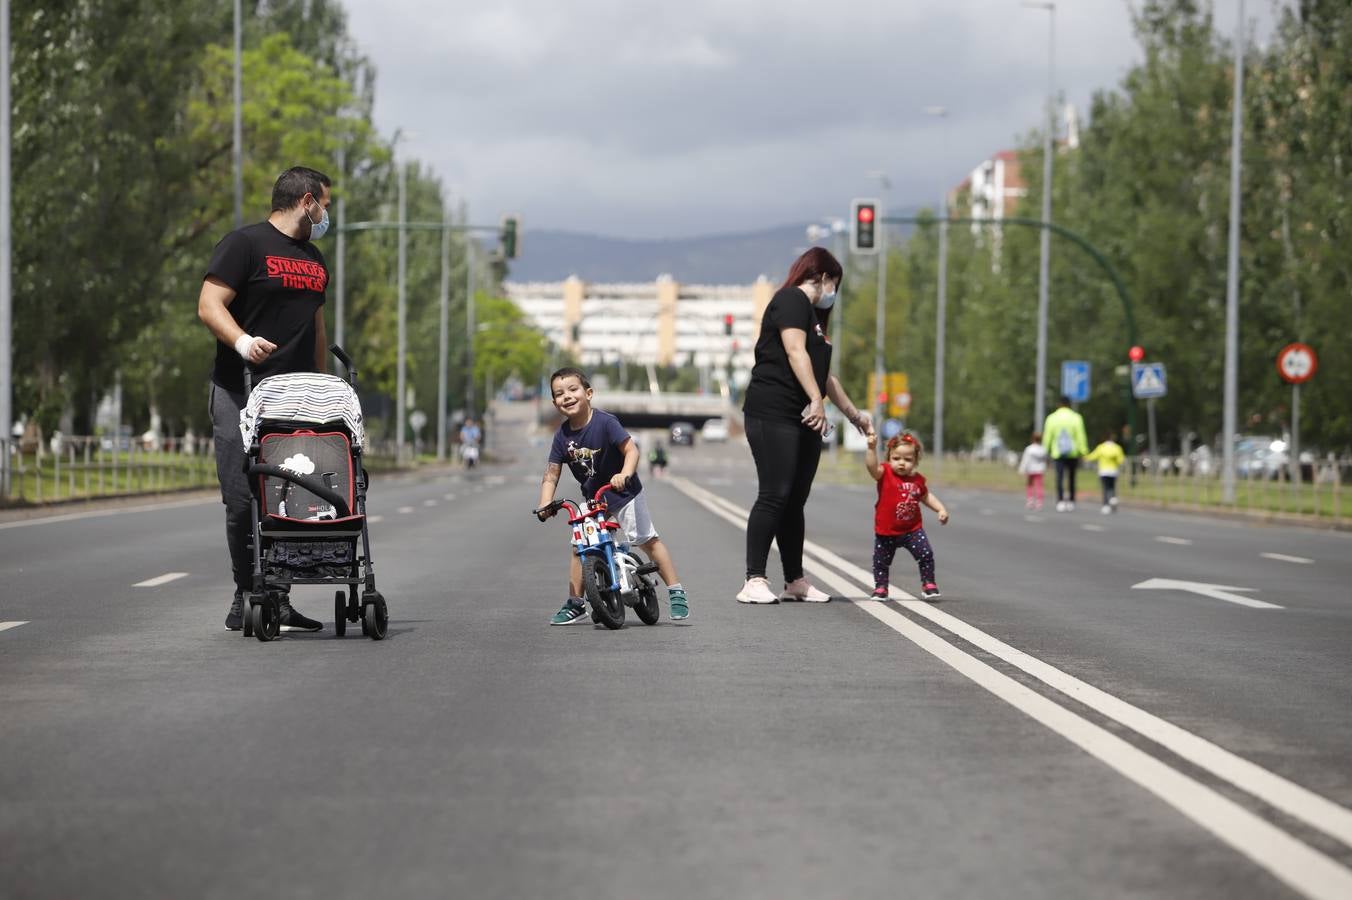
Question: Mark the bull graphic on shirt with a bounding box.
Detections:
[565,440,597,479]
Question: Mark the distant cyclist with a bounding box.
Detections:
[459,418,482,468]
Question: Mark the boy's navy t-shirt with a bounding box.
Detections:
[549,409,641,510]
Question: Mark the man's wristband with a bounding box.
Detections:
[234,334,256,360]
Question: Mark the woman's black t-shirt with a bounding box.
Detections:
[742,287,832,423]
[207,221,328,394]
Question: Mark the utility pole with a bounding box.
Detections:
[232,0,243,229]
[926,106,950,460]
[436,204,450,461]
[395,158,407,461]
[1221,0,1245,504]
[465,234,476,418]
[868,172,891,426]
[1024,1,1056,428]
[0,0,11,495]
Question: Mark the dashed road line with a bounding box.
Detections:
[1024,514,1044,523]
[1082,523,1106,532]
[423,499,438,507]
[443,493,457,501]
[670,475,1352,888]
[0,621,28,634]
[368,515,385,523]
[1261,552,1313,565]
[979,508,996,516]
[397,506,415,515]
[133,572,189,588]
[1156,536,1193,546]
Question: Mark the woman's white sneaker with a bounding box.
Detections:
[780,578,831,602]
[736,577,780,604]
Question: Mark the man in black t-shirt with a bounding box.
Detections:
[197,166,333,632]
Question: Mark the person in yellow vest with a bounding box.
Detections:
[1084,430,1127,514]
[1041,396,1089,512]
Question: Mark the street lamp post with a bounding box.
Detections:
[925,105,950,461]
[395,155,407,461]
[232,0,243,229]
[436,205,451,461]
[1221,0,1245,504]
[0,0,11,495]
[465,233,476,418]
[334,146,346,349]
[1023,0,1056,429]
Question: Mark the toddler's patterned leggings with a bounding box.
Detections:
[873,529,936,588]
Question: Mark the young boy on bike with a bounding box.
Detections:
[535,367,690,624]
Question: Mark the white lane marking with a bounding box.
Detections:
[1132,578,1281,610]
[980,508,996,516]
[1082,523,1106,532]
[133,572,189,588]
[669,476,1352,857]
[0,621,28,633]
[443,493,457,501]
[423,499,438,507]
[1156,535,1193,546]
[368,515,385,524]
[485,475,507,486]
[0,496,216,530]
[397,506,415,514]
[1262,552,1313,565]
[1024,515,1045,523]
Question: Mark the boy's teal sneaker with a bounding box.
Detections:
[550,598,589,625]
[668,587,689,621]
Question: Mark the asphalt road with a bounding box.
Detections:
[3,403,1351,899]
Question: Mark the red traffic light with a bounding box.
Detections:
[857,206,875,224]
[877,391,888,404]
[1128,345,1145,362]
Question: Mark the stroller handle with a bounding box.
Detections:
[329,344,357,386]
[248,463,352,519]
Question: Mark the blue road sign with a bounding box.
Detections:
[1061,360,1091,403]
[1132,362,1167,399]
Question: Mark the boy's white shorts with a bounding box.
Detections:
[610,493,659,545]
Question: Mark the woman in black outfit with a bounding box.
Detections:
[737,247,873,604]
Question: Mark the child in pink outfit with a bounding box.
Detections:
[1018,432,1048,510]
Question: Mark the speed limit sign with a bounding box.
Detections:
[1277,343,1317,384]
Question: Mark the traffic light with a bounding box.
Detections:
[851,199,879,254]
[723,313,734,336]
[500,215,519,260]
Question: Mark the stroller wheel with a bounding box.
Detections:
[363,593,388,641]
[334,591,347,637]
[252,596,279,642]
[242,594,258,638]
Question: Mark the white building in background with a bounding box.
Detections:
[506,275,776,383]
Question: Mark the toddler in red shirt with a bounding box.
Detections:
[865,432,950,599]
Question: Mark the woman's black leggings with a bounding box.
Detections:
[745,416,822,582]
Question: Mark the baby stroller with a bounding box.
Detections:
[239,345,388,642]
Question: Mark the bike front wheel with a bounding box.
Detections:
[583,556,625,630]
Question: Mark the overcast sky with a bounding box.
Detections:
[341,0,1277,240]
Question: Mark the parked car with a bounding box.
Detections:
[701,418,730,442]
[669,421,696,446]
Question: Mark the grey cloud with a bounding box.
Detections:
[343,0,1279,238]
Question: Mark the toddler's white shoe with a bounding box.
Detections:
[736,577,780,604]
[1101,504,1112,515]
[781,577,831,602]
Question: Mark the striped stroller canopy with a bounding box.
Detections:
[239,373,367,450]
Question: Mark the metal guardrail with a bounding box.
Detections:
[1,435,220,505]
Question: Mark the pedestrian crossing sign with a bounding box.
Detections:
[1131,362,1167,399]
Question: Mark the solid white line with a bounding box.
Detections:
[1156,535,1194,546]
[0,621,28,633]
[1261,552,1313,565]
[397,506,415,514]
[0,496,216,530]
[132,572,189,588]
[1082,523,1106,532]
[668,476,1352,855]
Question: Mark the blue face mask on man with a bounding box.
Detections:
[305,200,330,241]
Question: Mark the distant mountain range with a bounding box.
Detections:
[502,218,917,285]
